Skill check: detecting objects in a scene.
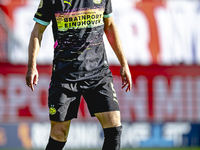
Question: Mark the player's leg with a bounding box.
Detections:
[45,120,71,150]
[95,111,122,150]
[95,111,121,128]
[50,120,71,141]
[83,73,122,150]
[46,81,81,150]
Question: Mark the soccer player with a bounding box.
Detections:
[26,0,132,150]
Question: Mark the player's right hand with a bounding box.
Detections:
[25,67,39,91]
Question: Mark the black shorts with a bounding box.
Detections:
[48,73,120,122]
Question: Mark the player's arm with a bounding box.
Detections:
[104,16,132,92]
[26,22,47,91]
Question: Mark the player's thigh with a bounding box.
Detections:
[95,111,121,129]
[50,120,71,141]
[83,74,120,118]
[48,81,81,121]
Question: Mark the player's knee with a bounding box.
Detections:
[107,115,121,127]
[96,111,121,128]
[51,129,66,141]
[50,121,70,142]
[110,112,121,126]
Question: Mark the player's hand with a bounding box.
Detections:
[26,67,39,91]
[120,65,132,92]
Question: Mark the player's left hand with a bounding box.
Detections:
[120,65,132,92]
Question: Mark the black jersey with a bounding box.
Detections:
[34,0,113,81]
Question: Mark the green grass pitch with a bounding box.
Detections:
[1,148,200,150]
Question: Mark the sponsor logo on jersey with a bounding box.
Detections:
[55,8,104,31]
[49,106,56,115]
[64,0,72,6]
[93,0,102,4]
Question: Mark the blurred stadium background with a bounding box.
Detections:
[0,0,200,149]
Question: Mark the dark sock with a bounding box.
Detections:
[45,136,66,150]
[102,126,122,150]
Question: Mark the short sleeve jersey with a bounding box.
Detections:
[34,0,113,81]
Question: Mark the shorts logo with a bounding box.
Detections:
[64,0,72,6]
[38,0,43,9]
[49,106,56,115]
[93,0,102,4]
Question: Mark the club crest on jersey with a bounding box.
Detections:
[64,0,72,6]
[93,0,102,4]
[49,106,56,115]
